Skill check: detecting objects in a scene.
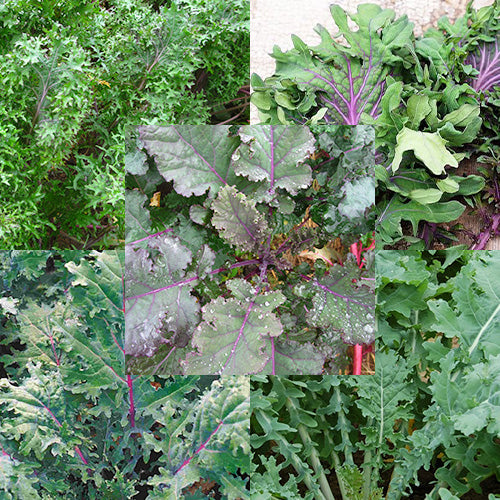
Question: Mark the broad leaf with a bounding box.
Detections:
[376,198,465,243]
[392,128,458,175]
[138,125,241,197]
[183,281,285,375]
[125,233,214,359]
[233,125,314,200]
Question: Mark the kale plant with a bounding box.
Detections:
[125,125,376,375]
[251,3,414,125]
[251,2,500,249]
[0,0,249,248]
[0,251,249,499]
[251,249,500,498]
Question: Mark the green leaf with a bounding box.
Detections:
[233,125,314,200]
[211,185,268,253]
[376,198,465,242]
[124,149,148,176]
[125,190,153,244]
[436,177,460,193]
[138,125,241,197]
[61,251,125,395]
[392,128,458,175]
[429,252,500,359]
[0,455,40,500]
[339,177,375,218]
[406,94,432,129]
[0,363,77,461]
[408,188,443,204]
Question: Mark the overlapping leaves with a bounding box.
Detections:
[125,124,376,374]
[0,252,250,498]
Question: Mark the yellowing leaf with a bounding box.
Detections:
[150,192,161,207]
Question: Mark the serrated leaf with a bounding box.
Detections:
[0,455,40,500]
[183,289,285,375]
[60,251,125,395]
[148,377,250,496]
[0,363,75,461]
[125,234,214,360]
[429,252,500,358]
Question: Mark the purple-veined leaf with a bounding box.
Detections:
[253,4,413,125]
[211,185,268,252]
[138,125,241,197]
[0,362,80,461]
[144,376,250,498]
[301,261,375,346]
[182,279,285,375]
[125,233,215,360]
[232,125,314,200]
[467,38,500,93]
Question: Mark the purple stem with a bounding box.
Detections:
[126,259,260,301]
[470,40,500,92]
[41,400,89,466]
[271,337,276,375]
[471,214,500,250]
[127,374,135,427]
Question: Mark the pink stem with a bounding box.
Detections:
[127,374,135,427]
[353,344,363,375]
[129,229,173,245]
[175,421,224,475]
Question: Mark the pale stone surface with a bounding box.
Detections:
[250,0,492,119]
[250,0,498,249]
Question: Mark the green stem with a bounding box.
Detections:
[334,386,354,465]
[311,393,350,499]
[468,303,500,357]
[285,398,336,500]
[361,418,374,499]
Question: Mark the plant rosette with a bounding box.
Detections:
[124,124,376,375]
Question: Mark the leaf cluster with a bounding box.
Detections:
[0,251,250,499]
[125,124,376,375]
[251,249,500,498]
